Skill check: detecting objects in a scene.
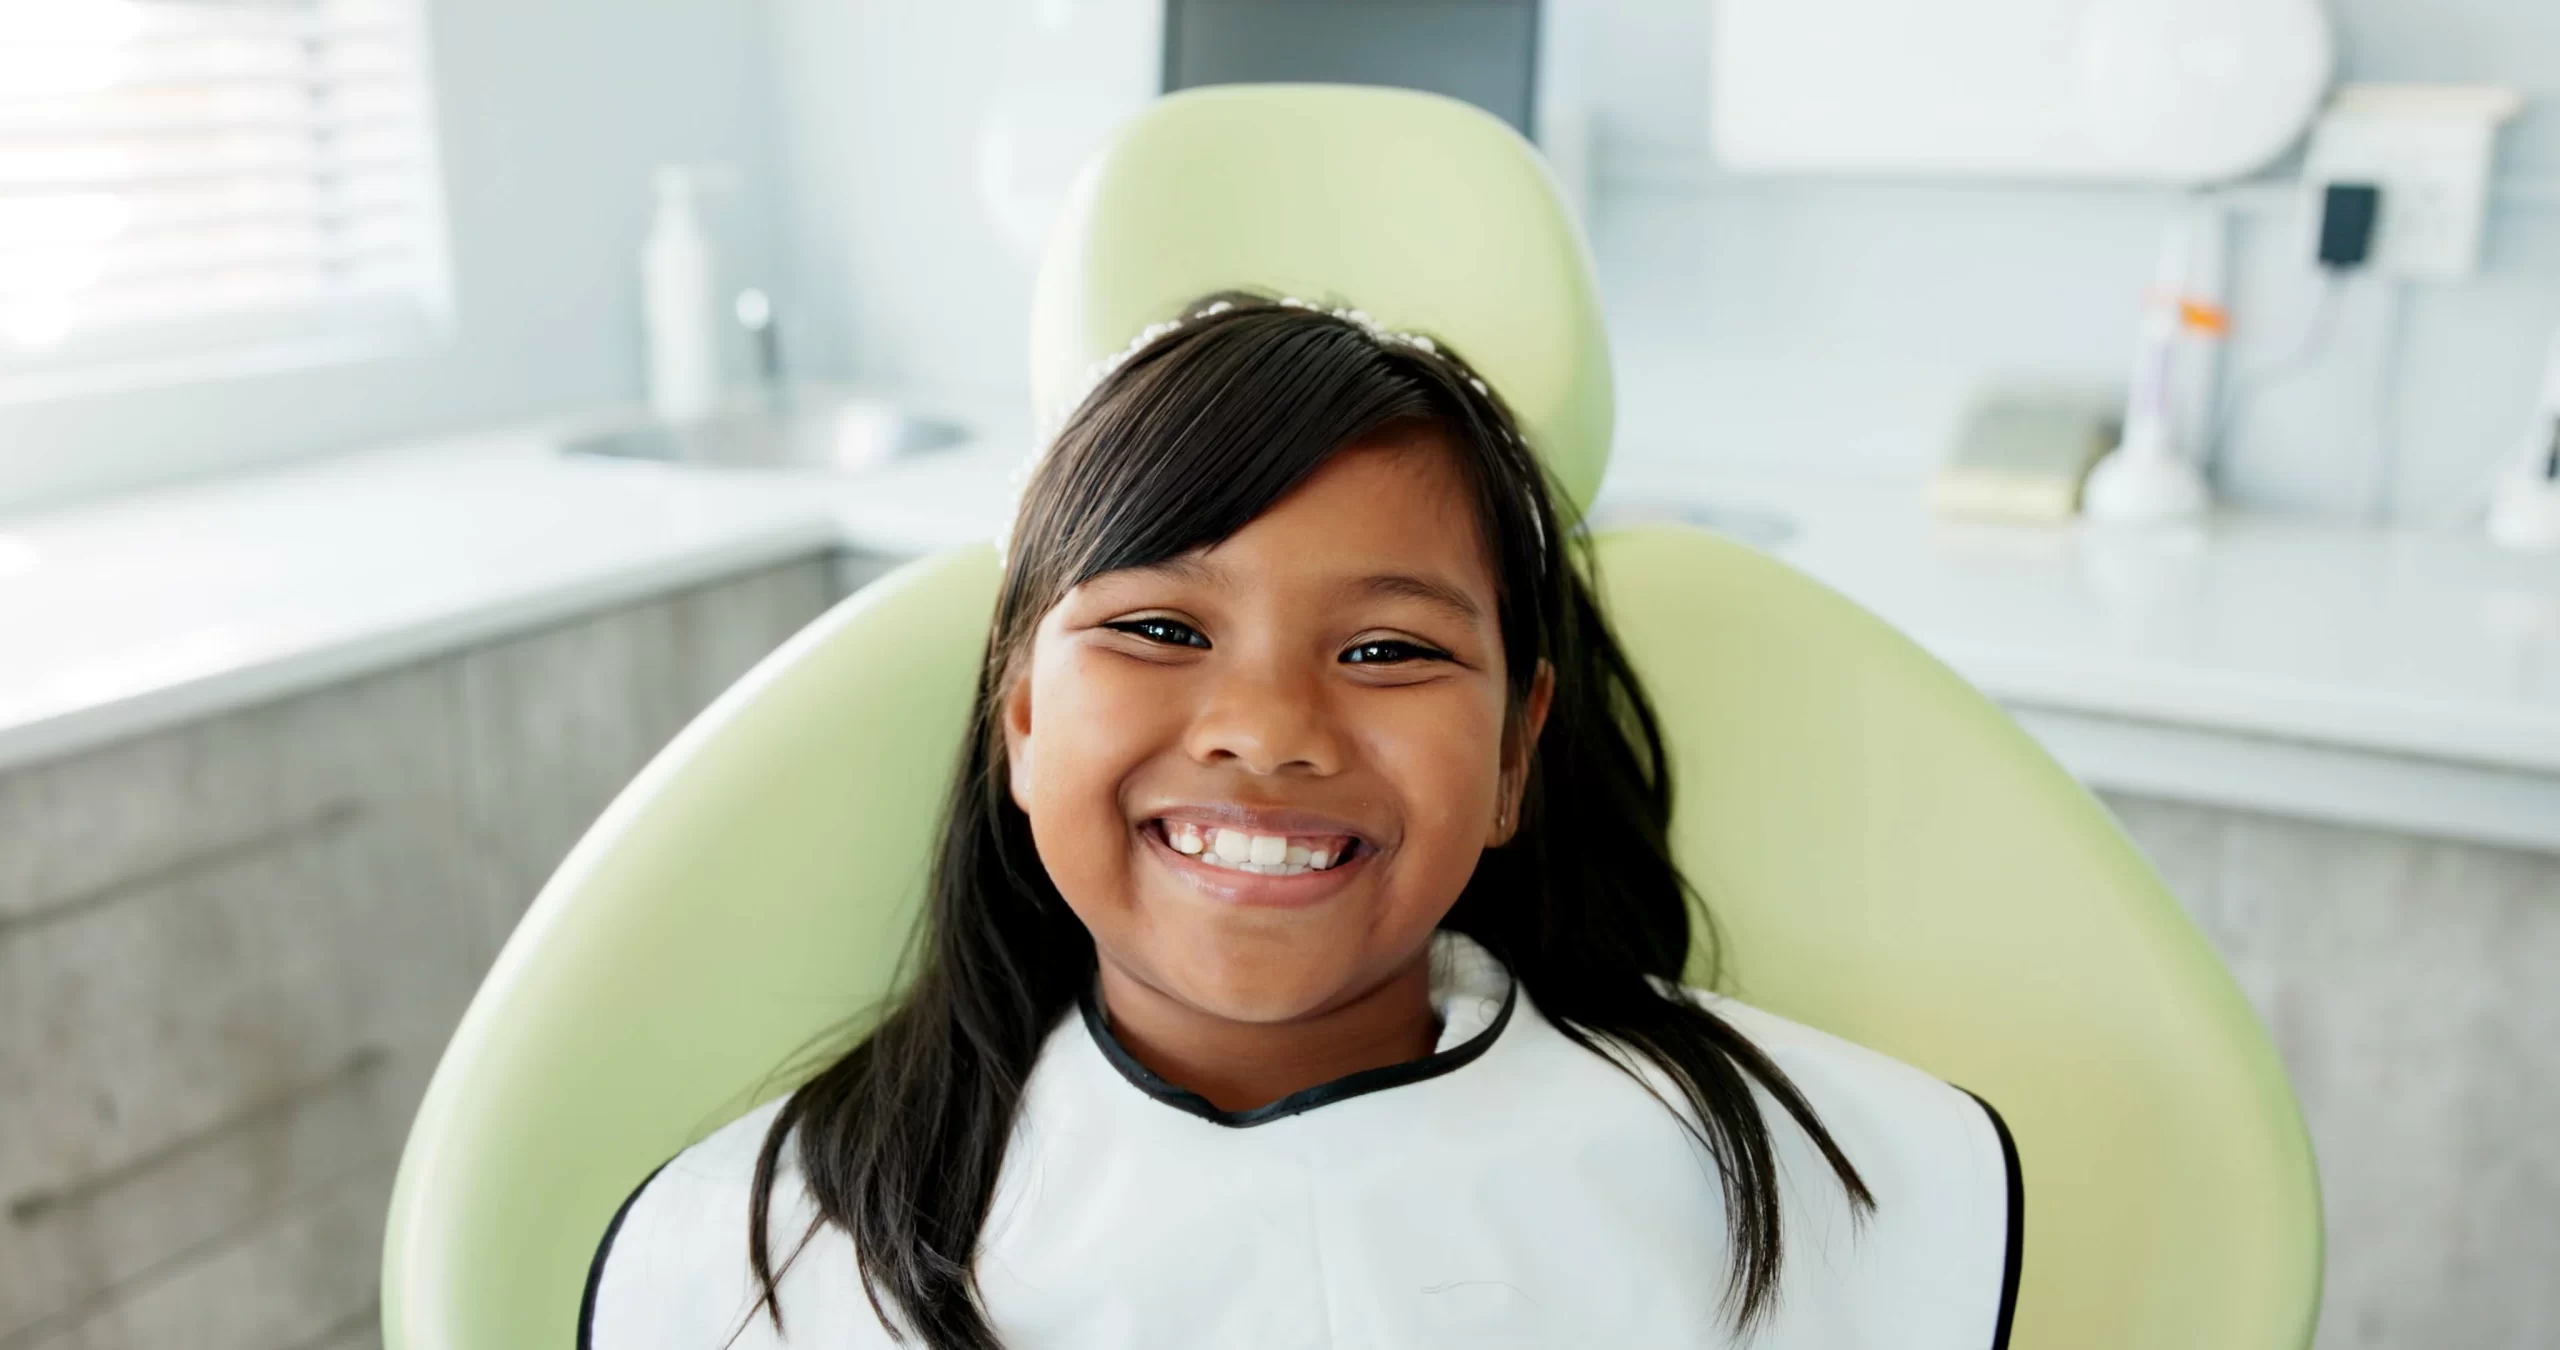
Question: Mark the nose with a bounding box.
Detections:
[1181,653,1345,777]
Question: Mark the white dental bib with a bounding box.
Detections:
[584,934,2019,1349]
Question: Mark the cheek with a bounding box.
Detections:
[1360,687,1508,861]
[1018,652,1176,874]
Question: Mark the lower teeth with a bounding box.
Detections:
[1169,830,1351,876]
[1203,854,1335,876]
[1213,859,1324,876]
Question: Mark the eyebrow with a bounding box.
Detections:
[1353,572,1484,625]
[1124,554,1221,586]
[1114,556,1484,625]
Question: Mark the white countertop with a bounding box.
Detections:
[1599,463,2560,777]
[0,410,1027,774]
[6,413,2558,851]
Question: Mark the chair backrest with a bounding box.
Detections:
[384,85,2320,1350]
[382,548,995,1350]
[1030,84,1612,518]
[1602,526,2321,1350]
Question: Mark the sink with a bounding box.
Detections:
[563,391,969,473]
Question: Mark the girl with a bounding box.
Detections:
[583,296,2020,1349]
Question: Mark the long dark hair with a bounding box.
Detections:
[746,294,1873,1346]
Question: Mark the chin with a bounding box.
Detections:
[1155,943,1359,1025]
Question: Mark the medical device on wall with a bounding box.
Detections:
[978,0,1571,262]
[1159,0,1589,221]
[1162,0,1540,135]
[1711,0,2332,184]
[2488,332,2560,553]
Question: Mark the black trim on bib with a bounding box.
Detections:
[1079,979,1517,1128]
[579,1159,670,1350]
[1961,1088,2025,1350]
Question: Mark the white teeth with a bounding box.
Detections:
[1162,822,1354,877]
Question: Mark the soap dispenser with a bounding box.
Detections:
[642,165,728,424]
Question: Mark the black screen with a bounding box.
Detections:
[1162,0,1541,137]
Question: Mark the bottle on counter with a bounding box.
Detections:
[642,165,729,424]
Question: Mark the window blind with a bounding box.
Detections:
[0,0,450,397]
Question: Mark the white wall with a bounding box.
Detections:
[0,0,789,516]
[767,0,1041,411]
[770,0,2560,523]
[16,0,2551,523]
[1585,0,2560,522]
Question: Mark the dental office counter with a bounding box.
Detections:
[5,416,2556,854]
[1601,461,2560,858]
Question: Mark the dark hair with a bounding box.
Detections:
[746,294,1873,1346]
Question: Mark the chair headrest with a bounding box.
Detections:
[1028,83,1614,518]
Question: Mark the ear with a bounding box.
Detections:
[1002,667,1036,814]
[1491,660,1555,847]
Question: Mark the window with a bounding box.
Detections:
[0,0,451,402]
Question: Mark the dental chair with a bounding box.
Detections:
[383,86,2321,1349]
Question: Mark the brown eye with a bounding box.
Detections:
[1106,617,1209,649]
[1341,639,1449,665]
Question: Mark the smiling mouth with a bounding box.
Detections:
[1151,819,1363,878]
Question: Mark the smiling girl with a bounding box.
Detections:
[582,296,2020,1349]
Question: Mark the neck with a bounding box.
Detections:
[1095,955,1440,1114]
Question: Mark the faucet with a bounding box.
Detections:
[734,288,785,412]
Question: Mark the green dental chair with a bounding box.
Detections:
[382,86,2321,1349]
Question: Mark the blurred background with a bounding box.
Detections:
[1,1,2555,1347]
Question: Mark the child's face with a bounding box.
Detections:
[1004,426,1549,1026]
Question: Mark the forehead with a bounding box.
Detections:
[1187,430,1494,598]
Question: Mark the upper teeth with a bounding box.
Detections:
[1164,821,1347,876]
